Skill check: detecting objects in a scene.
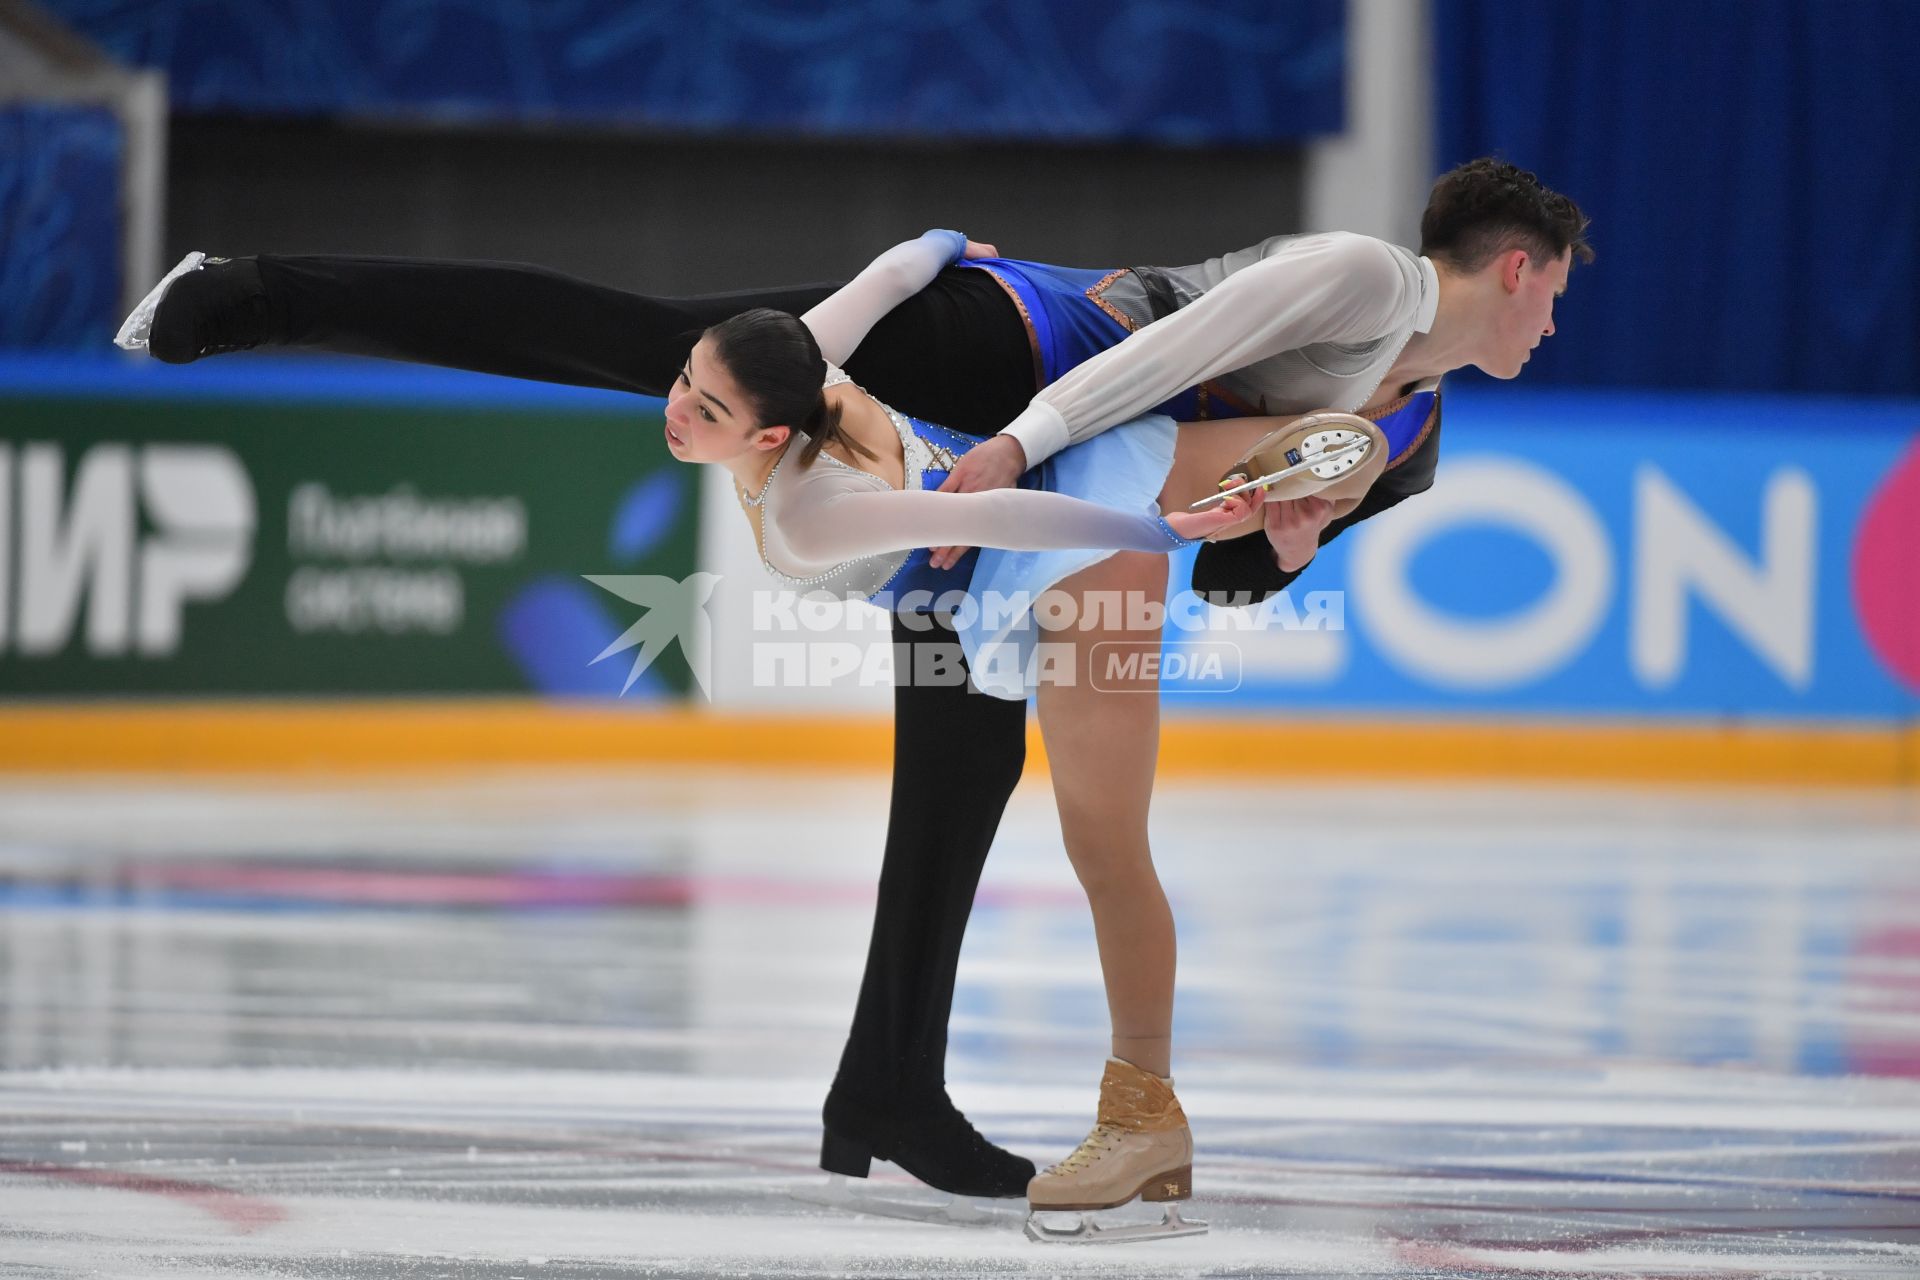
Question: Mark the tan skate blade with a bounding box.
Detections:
[1190,437,1371,510]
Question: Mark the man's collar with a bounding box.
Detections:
[1415,256,1441,333]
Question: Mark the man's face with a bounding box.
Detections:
[1486,247,1571,379]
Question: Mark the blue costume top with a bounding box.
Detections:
[961,259,1216,422]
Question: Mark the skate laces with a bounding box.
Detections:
[921,1098,994,1150]
[1049,1122,1124,1175]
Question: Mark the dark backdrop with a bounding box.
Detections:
[168,118,1306,296]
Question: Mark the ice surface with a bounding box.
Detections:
[2,772,1916,1277]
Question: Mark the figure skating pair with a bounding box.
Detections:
[118,157,1590,1242]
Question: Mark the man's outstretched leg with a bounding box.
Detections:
[820,613,1034,1197]
[128,251,837,395]
[125,248,1028,415]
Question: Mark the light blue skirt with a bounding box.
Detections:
[958,413,1179,699]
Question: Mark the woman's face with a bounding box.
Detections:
[661,337,785,463]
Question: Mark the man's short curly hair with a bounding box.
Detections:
[1419,158,1593,273]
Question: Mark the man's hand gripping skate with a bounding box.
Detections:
[1202,463,1341,574]
[1262,493,1339,572]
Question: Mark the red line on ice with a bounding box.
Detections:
[0,1159,287,1233]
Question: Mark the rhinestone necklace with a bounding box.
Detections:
[736,443,790,508]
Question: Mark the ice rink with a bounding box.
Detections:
[3,770,1917,1278]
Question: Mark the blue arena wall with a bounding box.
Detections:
[0,104,125,352]
[1435,0,1920,397]
[3,357,1913,725]
[1163,385,1920,721]
[38,0,1345,144]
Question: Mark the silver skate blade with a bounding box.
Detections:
[114,251,206,351]
[1024,1202,1209,1245]
[1188,437,1371,511]
[792,1172,1022,1228]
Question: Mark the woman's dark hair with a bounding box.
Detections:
[1419,157,1594,273]
[704,309,876,466]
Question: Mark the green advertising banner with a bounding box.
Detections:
[0,379,698,698]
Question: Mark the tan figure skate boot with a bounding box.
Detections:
[1190,410,1389,522]
[1023,1058,1208,1243]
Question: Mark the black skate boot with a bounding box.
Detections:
[820,1085,1034,1198]
[116,253,279,363]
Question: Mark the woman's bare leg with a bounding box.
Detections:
[1025,551,1197,1221]
[1034,550,1175,1076]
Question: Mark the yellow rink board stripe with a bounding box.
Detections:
[0,701,1911,785]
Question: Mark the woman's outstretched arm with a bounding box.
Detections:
[774,452,1250,566]
[801,230,977,367]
